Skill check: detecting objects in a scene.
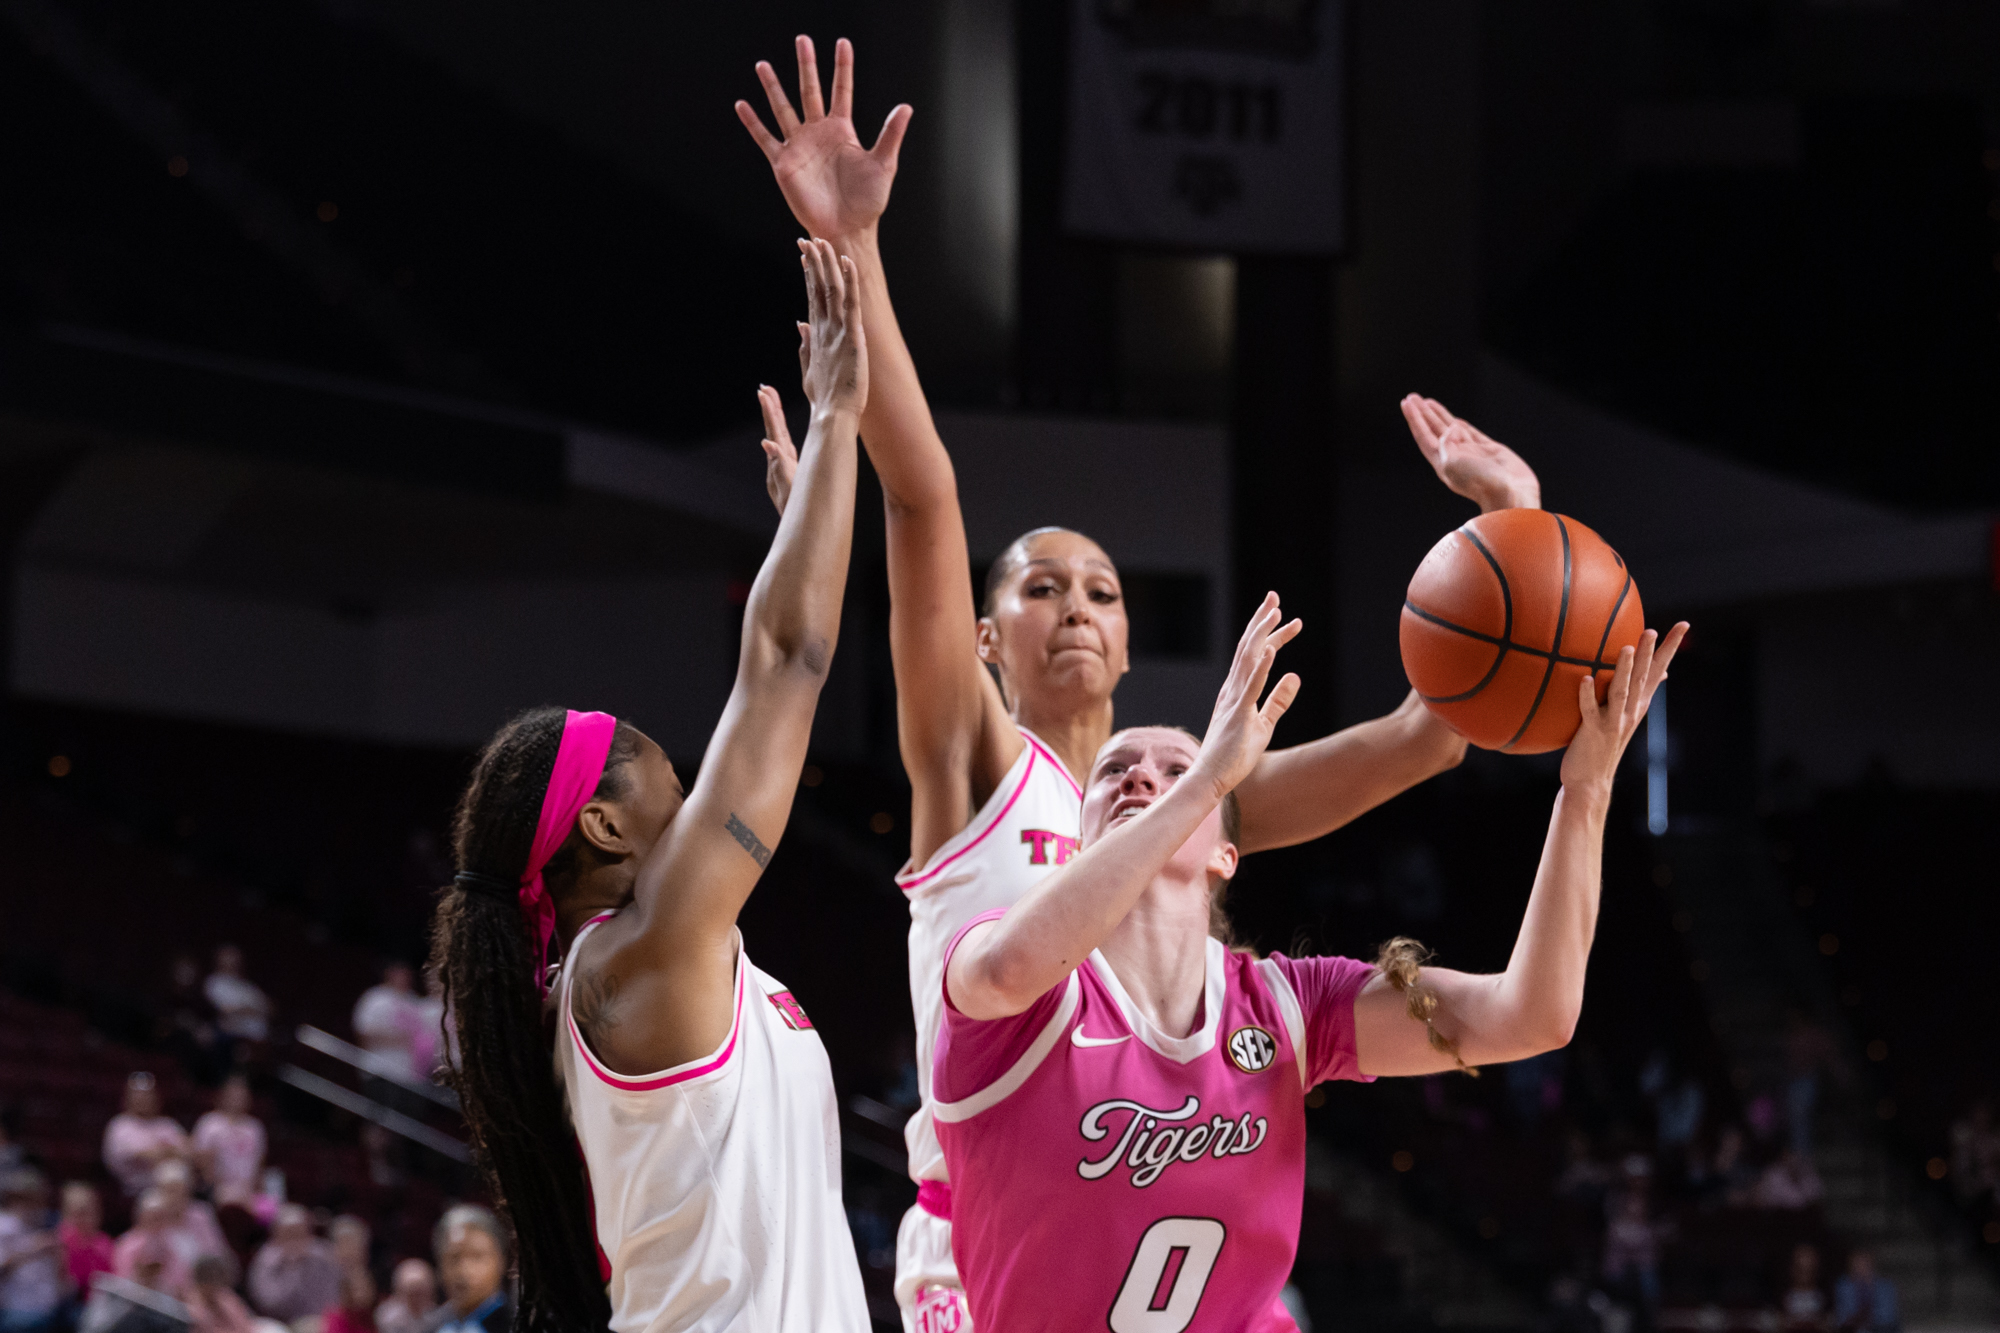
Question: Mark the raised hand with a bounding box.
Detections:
[736,36,912,241]
[1402,394,1542,513]
[1192,593,1303,799]
[1559,622,1689,795]
[796,237,868,418]
[756,384,799,516]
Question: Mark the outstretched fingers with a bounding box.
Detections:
[1605,642,1639,727]
[839,253,864,341]
[754,61,800,136]
[1237,614,1297,701]
[794,35,824,120]
[816,239,847,316]
[1231,593,1281,666]
[830,37,854,120]
[1261,673,1302,726]
[797,241,824,326]
[1632,622,1689,723]
[1401,395,1443,462]
[757,384,792,448]
[733,99,783,162]
[871,103,913,168]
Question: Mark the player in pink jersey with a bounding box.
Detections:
[938,598,1687,1332]
[735,39,1544,1330]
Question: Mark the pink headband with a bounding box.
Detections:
[520,709,618,992]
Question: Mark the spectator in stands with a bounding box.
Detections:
[1832,1250,1900,1333]
[328,1217,370,1287]
[1600,1188,1662,1325]
[0,1109,25,1177]
[1539,1275,1604,1333]
[247,1206,341,1323]
[1784,1010,1844,1156]
[191,1079,265,1211]
[419,1208,508,1333]
[1506,1051,1565,1128]
[323,1267,377,1333]
[1781,1243,1828,1331]
[111,1189,190,1299]
[151,1162,228,1273]
[0,1169,65,1333]
[184,1255,255,1333]
[372,1260,437,1333]
[1695,1125,1758,1209]
[1755,1149,1826,1210]
[1555,1132,1614,1213]
[1746,1091,1782,1147]
[1656,1073,1705,1165]
[1949,1102,2000,1207]
[204,947,273,1059]
[55,1183,113,1301]
[162,955,224,1087]
[102,1074,191,1197]
[353,965,422,1082]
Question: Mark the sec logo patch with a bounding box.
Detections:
[1227,1025,1277,1073]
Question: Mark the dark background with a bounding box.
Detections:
[1,1,1997,1329]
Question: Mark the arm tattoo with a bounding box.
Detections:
[725,812,772,868]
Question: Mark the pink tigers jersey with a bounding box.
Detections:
[895,728,1083,1186]
[934,911,1375,1333]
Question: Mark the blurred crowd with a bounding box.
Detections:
[1531,1012,1903,1333]
[0,937,478,1333]
[0,1056,491,1333]
[0,1140,507,1333]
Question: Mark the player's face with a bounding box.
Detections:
[980,532,1130,705]
[1083,728,1233,880]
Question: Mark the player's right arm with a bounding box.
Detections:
[737,36,1018,869]
[584,240,865,1073]
[1351,622,1686,1075]
[949,600,1300,1018]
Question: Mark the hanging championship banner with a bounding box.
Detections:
[1061,0,1345,255]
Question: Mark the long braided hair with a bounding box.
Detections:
[428,706,642,1333]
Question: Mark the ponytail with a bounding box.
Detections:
[428,706,639,1333]
[1373,936,1477,1076]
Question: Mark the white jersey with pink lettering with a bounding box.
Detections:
[934,910,1378,1333]
[891,727,1082,1329]
[554,915,868,1333]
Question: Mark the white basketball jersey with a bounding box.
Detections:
[554,915,868,1333]
[895,727,1084,1183]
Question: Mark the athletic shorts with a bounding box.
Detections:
[894,1202,972,1333]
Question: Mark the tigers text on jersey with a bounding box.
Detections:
[894,728,1083,1186]
[553,915,868,1333]
[933,911,1376,1333]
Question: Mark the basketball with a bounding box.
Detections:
[1399,510,1644,753]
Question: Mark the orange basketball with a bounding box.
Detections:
[1399,510,1644,754]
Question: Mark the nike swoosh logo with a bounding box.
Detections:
[1071,1028,1131,1048]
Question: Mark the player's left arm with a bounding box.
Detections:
[1351,621,1686,1076]
[1233,396,1541,853]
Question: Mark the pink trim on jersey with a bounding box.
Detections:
[568,950,746,1092]
[1016,726,1082,799]
[896,748,1042,893]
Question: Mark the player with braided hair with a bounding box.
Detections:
[428,238,871,1333]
